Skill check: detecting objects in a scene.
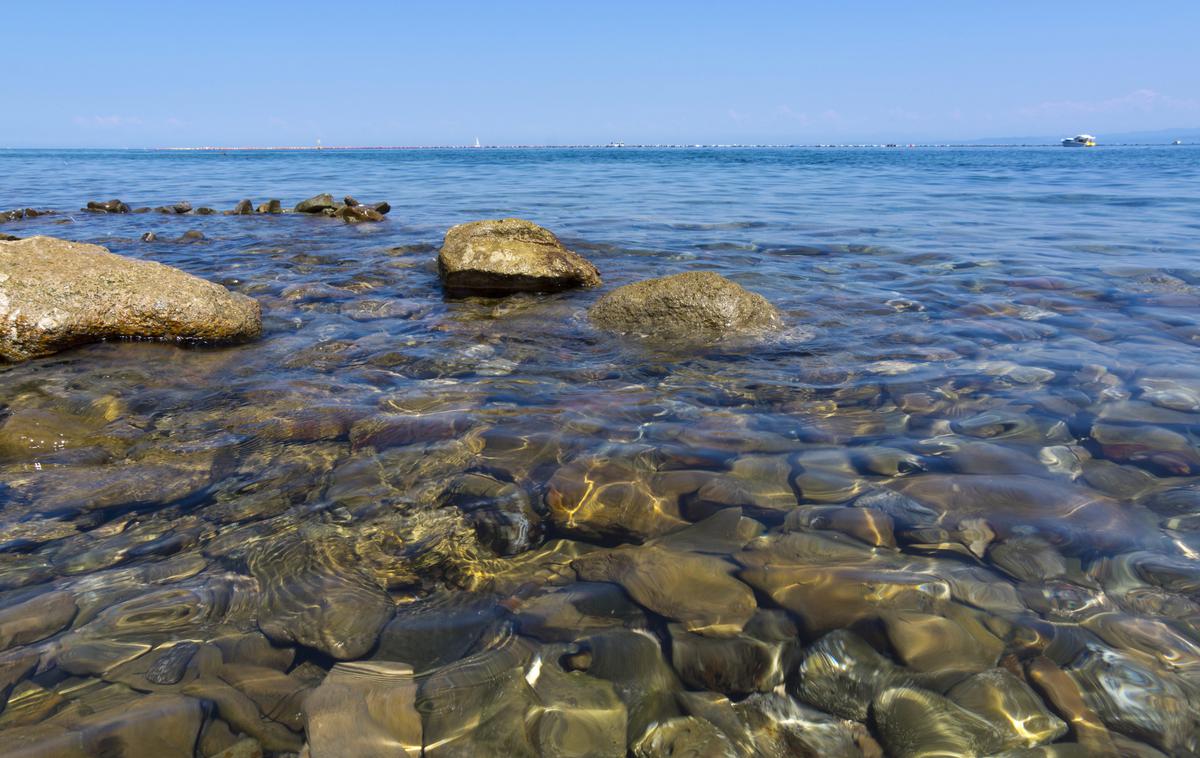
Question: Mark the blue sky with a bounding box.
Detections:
[4,1,1198,147]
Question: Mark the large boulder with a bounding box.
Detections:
[589,271,779,340]
[295,193,338,213]
[0,236,262,361]
[437,218,601,295]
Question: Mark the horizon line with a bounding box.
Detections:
[4,141,1192,152]
[4,135,1197,151]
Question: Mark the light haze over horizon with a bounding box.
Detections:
[5,0,1199,148]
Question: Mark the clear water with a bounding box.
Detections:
[2,146,1200,756]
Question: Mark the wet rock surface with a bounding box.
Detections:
[1,208,54,222]
[303,660,421,757]
[294,193,337,214]
[437,218,601,294]
[84,198,130,213]
[0,590,77,649]
[573,545,757,636]
[589,270,781,340]
[0,236,262,361]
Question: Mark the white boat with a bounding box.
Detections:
[473,137,482,148]
[607,140,625,148]
[1061,134,1096,147]
[1172,139,1183,145]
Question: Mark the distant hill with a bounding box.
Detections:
[959,126,1200,145]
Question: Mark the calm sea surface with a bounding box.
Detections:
[2,146,1200,756]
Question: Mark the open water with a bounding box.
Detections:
[2,146,1200,757]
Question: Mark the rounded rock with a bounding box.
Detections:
[0,236,262,361]
[437,218,601,295]
[589,271,780,341]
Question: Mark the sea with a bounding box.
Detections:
[2,145,1200,756]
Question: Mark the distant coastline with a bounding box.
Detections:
[154,142,1192,151]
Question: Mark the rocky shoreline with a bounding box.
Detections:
[73,194,393,223]
[2,210,781,362]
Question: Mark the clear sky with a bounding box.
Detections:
[5,1,1198,147]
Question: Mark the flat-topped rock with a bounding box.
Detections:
[295,193,337,213]
[0,236,262,361]
[589,271,779,340]
[437,218,601,294]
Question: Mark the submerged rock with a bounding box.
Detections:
[794,629,919,721]
[303,661,422,758]
[1069,645,1194,755]
[526,655,627,757]
[0,590,77,649]
[514,582,649,642]
[5,693,204,757]
[9,455,217,517]
[417,634,540,756]
[183,677,303,752]
[668,611,795,695]
[437,218,601,294]
[0,647,40,704]
[736,531,951,635]
[579,629,685,747]
[0,236,262,361]
[694,454,798,516]
[947,668,1068,749]
[256,199,282,214]
[545,457,692,542]
[143,641,200,685]
[250,532,395,659]
[573,545,757,636]
[872,686,1008,758]
[734,691,863,757]
[441,472,542,555]
[589,271,780,341]
[374,594,507,673]
[0,681,66,728]
[633,716,737,758]
[882,608,1004,674]
[1025,656,1118,755]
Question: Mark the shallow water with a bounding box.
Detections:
[3,146,1200,756]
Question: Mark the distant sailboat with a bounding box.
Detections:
[473,137,482,148]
